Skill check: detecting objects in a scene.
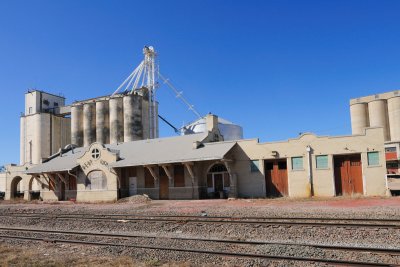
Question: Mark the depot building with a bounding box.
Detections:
[2,115,385,202]
[0,89,390,202]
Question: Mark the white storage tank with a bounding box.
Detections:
[182,115,243,141]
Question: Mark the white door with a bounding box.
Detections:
[129,177,137,196]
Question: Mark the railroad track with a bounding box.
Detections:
[0,226,397,267]
[1,212,399,229]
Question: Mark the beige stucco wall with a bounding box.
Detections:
[3,163,39,200]
[20,113,71,165]
[234,127,388,198]
[74,143,119,202]
[0,172,6,192]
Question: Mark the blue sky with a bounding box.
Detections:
[0,0,399,165]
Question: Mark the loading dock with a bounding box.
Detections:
[264,159,288,197]
[334,154,363,196]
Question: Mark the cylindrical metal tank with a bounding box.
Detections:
[368,99,390,141]
[71,105,83,147]
[83,103,96,147]
[109,97,124,144]
[388,97,400,141]
[182,116,243,141]
[350,103,369,135]
[123,94,143,142]
[96,100,110,144]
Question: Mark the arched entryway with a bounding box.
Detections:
[10,176,23,199]
[207,164,230,198]
[28,176,41,200]
[86,170,107,190]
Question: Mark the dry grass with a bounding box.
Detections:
[0,244,141,267]
[0,244,192,267]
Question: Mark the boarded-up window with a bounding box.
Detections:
[86,170,107,190]
[223,173,230,187]
[316,155,328,169]
[291,157,303,170]
[174,165,185,187]
[250,160,259,172]
[144,168,155,188]
[367,152,379,166]
[207,174,213,188]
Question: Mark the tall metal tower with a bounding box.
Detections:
[112,46,158,139]
[113,46,201,139]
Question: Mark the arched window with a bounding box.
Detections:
[207,164,230,194]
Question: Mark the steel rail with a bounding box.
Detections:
[3,212,400,223]
[1,213,398,229]
[0,226,398,255]
[0,233,393,267]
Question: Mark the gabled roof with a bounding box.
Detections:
[26,147,85,174]
[26,133,236,174]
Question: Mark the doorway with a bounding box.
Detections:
[264,159,288,197]
[159,168,169,200]
[334,154,363,196]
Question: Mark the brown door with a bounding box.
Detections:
[334,154,363,196]
[264,159,288,197]
[159,168,169,200]
[214,174,224,192]
[60,182,65,201]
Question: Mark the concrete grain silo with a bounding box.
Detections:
[71,104,84,147]
[83,102,96,147]
[350,103,369,135]
[388,96,400,141]
[368,99,389,141]
[109,97,124,144]
[123,94,143,142]
[96,100,110,144]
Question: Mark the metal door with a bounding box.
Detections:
[129,177,137,196]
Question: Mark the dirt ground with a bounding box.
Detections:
[0,196,399,267]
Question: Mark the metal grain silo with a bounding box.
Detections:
[350,103,369,135]
[109,97,124,144]
[388,96,400,141]
[182,116,243,141]
[368,99,390,141]
[96,100,110,144]
[71,104,84,147]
